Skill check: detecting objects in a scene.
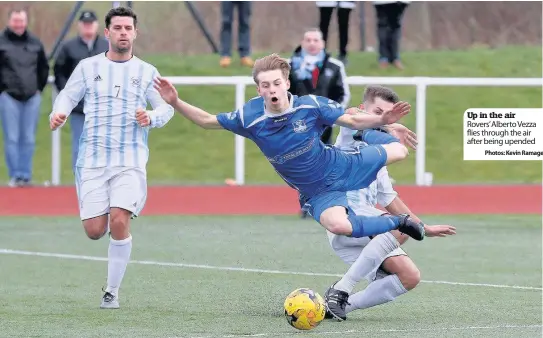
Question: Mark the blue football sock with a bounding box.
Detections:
[348,214,400,238]
[360,129,399,145]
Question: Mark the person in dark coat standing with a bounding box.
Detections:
[0,9,49,187]
[316,1,356,64]
[53,10,109,170]
[374,1,410,70]
[288,28,351,146]
[219,1,254,68]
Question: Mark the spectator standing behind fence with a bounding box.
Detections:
[374,1,409,70]
[316,1,355,64]
[0,9,49,187]
[53,10,108,170]
[219,1,254,68]
[287,28,351,218]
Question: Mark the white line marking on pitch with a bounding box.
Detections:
[184,325,543,338]
[0,248,541,291]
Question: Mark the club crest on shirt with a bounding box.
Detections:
[292,119,308,133]
[226,110,238,120]
[130,77,141,87]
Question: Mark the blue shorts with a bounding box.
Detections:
[301,190,352,222]
[328,144,387,192]
[300,144,387,222]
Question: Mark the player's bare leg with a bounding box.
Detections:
[334,230,415,297]
[343,254,420,316]
[323,229,417,321]
[381,254,421,290]
[100,207,133,309]
[319,206,424,241]
[82,215,109,240]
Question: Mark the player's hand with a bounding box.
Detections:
[345,107,363,115]
[381,101,410,125]
[153,76,178,105]
[136,108,151,127]
[424,224,457,237]
[386,123,418,150]
[50,113,67,130]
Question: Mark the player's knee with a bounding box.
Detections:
[383,142,409,164]
[85,229,105,240]
[83,220,108,240]
[321,217,352,235]
[329,222,352,235]
[398,266,421,290]
[109,214,128,230]
[319,207,353,235]
[109,209,131,240]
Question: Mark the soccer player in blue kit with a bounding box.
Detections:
[154,53,424,239]
[154,53,425,297]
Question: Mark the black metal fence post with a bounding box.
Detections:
[48,1,85,61]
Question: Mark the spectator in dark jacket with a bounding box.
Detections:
[219,1,254,68]
[53,10,108,169]
[374,1,409,70]
[288,28,350,146]
[316,1,356,64]
[0,9,49,187]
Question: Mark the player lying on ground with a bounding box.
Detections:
[153,53,425,242]
[49,7,174,309]
[323,85,456,321]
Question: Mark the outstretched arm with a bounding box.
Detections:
[344,107,417,150]
[153,77,223,130]
[384,197,423,224]
[382,123,418,150]
[171,99,223,129]
[335,102,411,130]
[376,169,456,237]
[384,198,456,237]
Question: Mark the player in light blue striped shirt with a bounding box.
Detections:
[49,7,174,309]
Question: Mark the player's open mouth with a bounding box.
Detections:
[271,97,278,103]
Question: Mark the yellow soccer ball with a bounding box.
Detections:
[284,288,326,330]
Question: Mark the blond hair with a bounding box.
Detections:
[252,53,291,84]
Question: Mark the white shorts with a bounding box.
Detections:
[327,206,407,282]
[74,166,147,220]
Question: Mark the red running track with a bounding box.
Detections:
[0,185,540,216]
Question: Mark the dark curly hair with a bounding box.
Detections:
[105,6,137,28]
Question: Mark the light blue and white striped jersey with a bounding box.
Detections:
[334,125,397,209]
[50,53,174,169]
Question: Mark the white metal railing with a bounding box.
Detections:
[48,75,543,186]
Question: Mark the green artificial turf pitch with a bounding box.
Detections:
[0,214,541,337]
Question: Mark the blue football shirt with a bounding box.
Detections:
[217,94,346,197]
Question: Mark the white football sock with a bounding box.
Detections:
[345,274,408,313]
[334,232,399,294]
[106,234,132,297]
